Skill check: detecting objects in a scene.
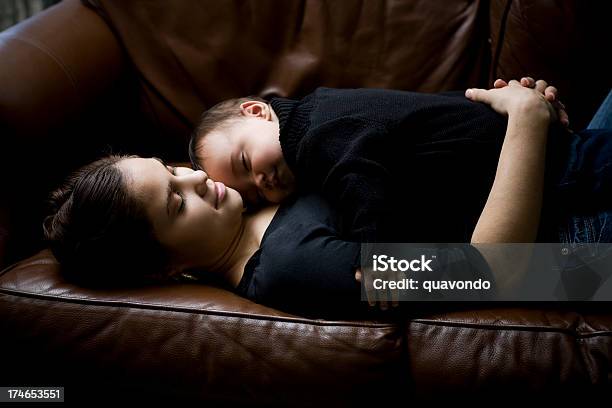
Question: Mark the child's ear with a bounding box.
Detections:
[240,101,270,119]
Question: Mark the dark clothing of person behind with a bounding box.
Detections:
[553,128,612,216]
[270,87,573,243]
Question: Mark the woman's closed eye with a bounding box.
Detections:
[167,166,186,213]
[175,191,185,213]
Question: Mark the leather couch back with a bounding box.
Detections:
[84,0,612,141]
[490,0,612,132]
[83,0,492,142]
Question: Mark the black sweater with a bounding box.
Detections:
[271,87,569,243]
[235,194,494,319]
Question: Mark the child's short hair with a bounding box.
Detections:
[189,95,268,170]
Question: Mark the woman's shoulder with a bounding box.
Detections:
[258,194,344,264]
[269,193,340,236]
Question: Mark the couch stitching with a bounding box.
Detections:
[490,0,513,82]
[410,319,612,338]
[0,34,79,100]
[0,289,396,329]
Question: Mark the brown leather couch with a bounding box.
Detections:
[1,0,611,404]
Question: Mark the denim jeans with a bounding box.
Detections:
[554,210,612,301]
[554,129,612,213]
[558,210,612,246]
[588,89,612,130]
[555,89,612,245]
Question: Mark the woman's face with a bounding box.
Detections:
[117,157,245,272]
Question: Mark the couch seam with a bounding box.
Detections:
[0,259,57,277]
[0,34,79,100]
[575,337,600,384]
[410,319,612,338]
[0,289,396,329]
[490,0,513,83]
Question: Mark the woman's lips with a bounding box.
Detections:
[215,181,226,208]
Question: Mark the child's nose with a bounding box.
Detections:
[254,172,266,189]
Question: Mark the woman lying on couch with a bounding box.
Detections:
[42,154,495,318]
[42,82,611,317]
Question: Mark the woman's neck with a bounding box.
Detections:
[210,204,280,288]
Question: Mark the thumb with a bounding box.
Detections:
[465,88,489,103]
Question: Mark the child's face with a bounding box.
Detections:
[198,103,296,206]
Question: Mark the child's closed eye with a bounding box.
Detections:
[241,152,250,172]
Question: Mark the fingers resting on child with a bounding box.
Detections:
[492,76,569,127]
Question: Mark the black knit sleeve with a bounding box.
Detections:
[254,218,365,319]
[295,118,392,242]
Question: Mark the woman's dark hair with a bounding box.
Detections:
[189,95,268,170]
[42,154,171,288]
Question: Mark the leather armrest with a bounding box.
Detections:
[0,0,127,268]
[0,0,125,137]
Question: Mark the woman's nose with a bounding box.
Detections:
[193,170,210,196]
[178,169,209,196]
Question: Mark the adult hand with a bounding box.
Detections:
[355,267,399,311]
[493,77,569,127]
[465,80,558,126]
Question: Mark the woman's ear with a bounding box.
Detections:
[142,264,184,283]
[165,265,185,280]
